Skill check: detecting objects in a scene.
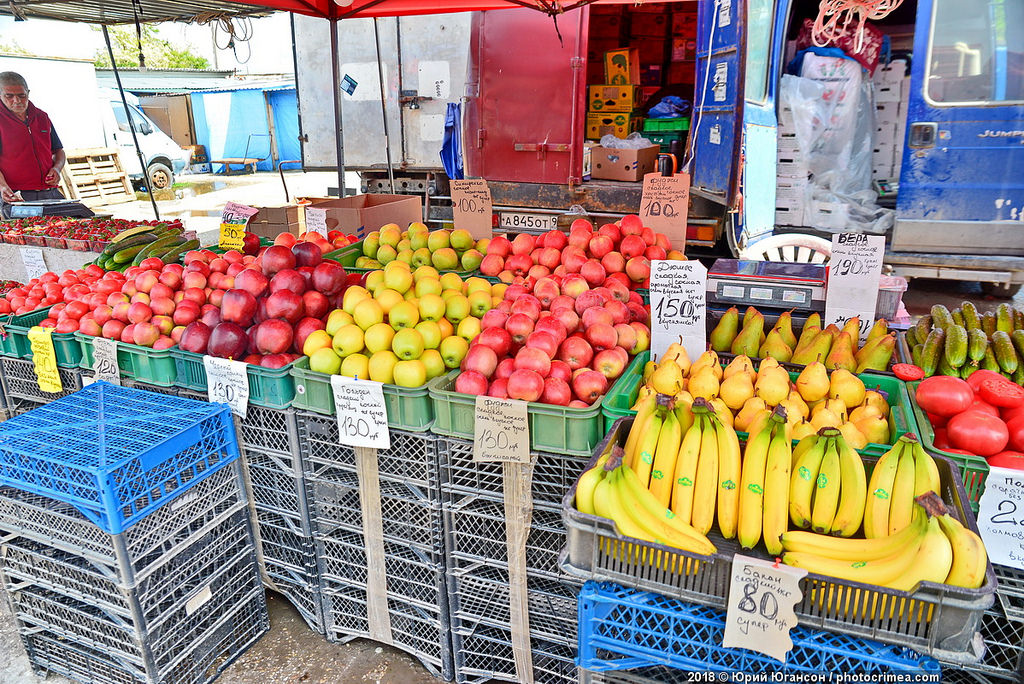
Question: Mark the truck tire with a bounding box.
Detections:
[981,282,1022,298]
[147,162,173,190]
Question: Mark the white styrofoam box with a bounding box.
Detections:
[777,157,809,178]
[873,146,895,169]
[875,59,907,84]
[876,122,898,145]
[775,177,808,208]
[876,102,900,126]
[775,205,804,227]
[872,164,896,181]
[777,133,800,155]
[875,83,901,103]
[900,77,912,102]
[806,200,850,230]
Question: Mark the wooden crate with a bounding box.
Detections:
[60,148,135,207]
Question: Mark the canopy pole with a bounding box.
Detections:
[103,25,160,220]
[373,17,395,193]
[330,17,347,197]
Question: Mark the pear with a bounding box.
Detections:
[630,385,656,410]
[689,366,720,401]
[742,305,760,328]
[821,397,848,422]
[855,333,896,373]
[690,350,722,380]
[791,329,835,366]
[720,371,755,410]
[708,397,734,427]
[642,360,656,383]
[793,317,822,357]
[754,366,790,406]
[786,389,810,419]
[651,359,684,395]
[772,311,799,350]
[724,355,757,383]
[804,312,821,332]
[795,360,830,403]
[810,408,842,431]
[735,397,768,432]
[863,389,890,418]
[746,409,773,438]
[759,329,793,363]
[709,307,739,353]
[829,368,866,408]
[848,404,882,424]
[855,413,891,445]
[779,398,805,429]
[838,421,869,450]
[841,317,862,342]
[662,341,692,376]
[866,318,889,342]
[731,311,765,358]
[823,324,841,336]
[758,357,782,373]
[791,420,817,442]
[825,332,858,373]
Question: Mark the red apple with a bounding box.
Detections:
[525,330,559,359]
[598,223,621,243]
[255,318,295,355]
[511,294,542,321]
[582,306,615,329]
[507,368,544,402]
[558,336,594,370]
[625,256,651,283]
[294,317,326,353]
[292,241,323,268]
[604,299,630,325]
[207,322,249,359]
[629,322,651,353]
[572,369,609,405]
[488,236,512,259]
[620,214,643,236]
[312,261,348,296]
[101,319,126,340]
[182,287,207,306]
[549,359,572,384]
[561,274,589,299]
[180,321,212,353]
[235,268,270,299]
[480,254,504,277]
[265,290,305,324]
[221,289,258,327]
[593,348,627,381]
[511,234,536,255]
[488,377,509,399]
[127,302,152,324]
[302,290,331,320]
[542,230,567,250]
[170,325,186,344]
[505,254,532,277]
[588,234,614,259]
[540,377,571,406]
[536,247,561,270]
[132,322,160,348]
[463,344,499,379]
[494,357,516,380]
[645,245,667,261]
[270,268,307,295]
[480,308,510,331]
[158,270,182,290]
[475,327,513,358]
[550,307,580,336]
[620,235,646,258]
[534,316,567,345]
[456,370,489,395]
[574,290,605,315]
[585,323,618,351]
[120,323,136,343]
[505,313,535,346]
[261,245,297,276]
[561,246,588,274]
[151,315,174,336]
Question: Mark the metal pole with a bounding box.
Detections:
[329,18,347,197]
[103,25,160,220]
[373,17,395,193]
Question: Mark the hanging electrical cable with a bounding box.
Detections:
[132,0,146,68]
[187,14,254,65]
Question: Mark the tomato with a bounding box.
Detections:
[947,411,1009,456]
[965,398,1001,418]
[892,363,925,381]
[979,377,1024,408]
[1008,415,1024,452]
[1003,403,1024,425]
[933,427,950,449]
[987,451,1024,470]
[916,376,975,416]
[967,369,1006,393]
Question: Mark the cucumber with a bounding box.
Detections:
[968,328,989,362]
[1014,307,1024,331]
[960,301,981,331]
[911,343,924,369]
[943,324,968,368]
[951,310,965,328]
[112,244,147,264]
[936,353,959,377]
[905,326,918,348]
[997,303,1014,334]
[133,235,184,266]
[992,330,1019,374]
[921,328,946,377]
[109,225,157,245]
[914,315,933,344]
[983,346,1001,372]
[1012,329,1024,359]
[960,360,980,380]
[983,312,997,337]
[931,304,954,331]
[103,232,156,256]
[159,239,200,264]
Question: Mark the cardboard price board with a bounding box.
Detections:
[649,259,707,363]
[203,356,250,418]
[825,233,885,343]
[473,396,530,463]
[28,327,62,393]
[976,466,1024,569]
[219,201,258,251]
[330,375,390,449]
[20,247,47,281]
[305,207,329,238]
[640,172,690,250]
[450,179,493,240]
[91,337,121,385]
[722,554,806,662]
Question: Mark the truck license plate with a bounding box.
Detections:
[499,212,558,231]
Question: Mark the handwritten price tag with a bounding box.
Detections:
[305,207,329,238]
[330,375,391,449]
[91,337,121,385]
[722,555,806,662]
[20,247,47,281]
[219,201,258,251]
[640,172,690,250]
[473,396,530,463]
[825,233,885,343]
[976,466,1024,569]
[28,327,62,393]
[649,260,707,363]
[203,356,250,418]
[450,179,493,240]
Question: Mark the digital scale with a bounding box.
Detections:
[707,259,827,313]
[7,199,94,219]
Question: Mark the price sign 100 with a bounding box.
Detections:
[642,199,680,219]
[456,197,486,214]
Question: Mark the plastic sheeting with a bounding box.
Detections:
[441,102,464,180]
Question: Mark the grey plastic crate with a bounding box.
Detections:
[247,450,314,520]
[445,494,566,580]
[995,563,1024,624]
[311,476,444,555]
[963,603,1024,682]
[322,579,452,681]
[121,380,180,397]
[440,437,590,511]
[21,586,267,684]
[265,569,326,635]
[253,506,317,574]
[447,560,581,644]
[238,404,301,457]
[299,411,442,502]
[451,617,577,684]
[1,356,82,403]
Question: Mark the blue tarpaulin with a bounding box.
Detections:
[190,86,298,172]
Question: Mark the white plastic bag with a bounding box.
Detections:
[600,132,655,149]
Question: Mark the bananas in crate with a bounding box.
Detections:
[633,344,894,450]
[788,427,867,539]
[709,307,896,373]
[907,302,1024,385]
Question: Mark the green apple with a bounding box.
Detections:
[460,248,483,271]
[467,291,491,318]
[391,328,425,360]
[309,347,341,375]
[431,247,459,271]
[420,348,446,379]
[449,229,475,252]
[379,224,402,248]
[397,238,412,252]
[393,359,427,388]
[362,231,380,258]
[445,294,471,324]
[415,320,442,349]
[340,353,370,380]
[368,350,398,384]
[376,244,398,264]
[412,247,433,268]
[397,249,414,265]
[414,277,442,298]
[439,335,469,369]
[476,238,490,255]
[410,229,429,251]
[427,229,450,252]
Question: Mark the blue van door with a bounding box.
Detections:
[892,0,1024,256]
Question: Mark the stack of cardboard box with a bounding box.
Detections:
[586,47,645,140]
[667,7,698,87]
[872,59,909,183]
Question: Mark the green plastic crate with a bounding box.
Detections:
[290,356,439,432]
[601,351,649,432]
[169,348,296,408]
[0,307,82,368]
[906,380,989,512]
[645,131,687,152]
[76,333,177,387]
[0,308,48,358]
[427,371,604,457]
[326,239,480,277]
[203,237,273,255]
[642,117,690,132]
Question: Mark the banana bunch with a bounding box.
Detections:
[908,302,1024,384]
[781,492,988,590]
[738,406,793,555]
[864,434,941,539]
[575,446,717,556]
[789,428,867,537]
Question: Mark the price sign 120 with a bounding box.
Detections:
[91,337,121,385]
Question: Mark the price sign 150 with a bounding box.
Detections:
[655,297,698,321]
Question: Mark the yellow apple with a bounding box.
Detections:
[389,300,420,330]
[393,359,427,388]
[411,248,433,269]
[364,271,385,293]
[309,347,341,375]
[302,329,333,356]
[431,247,459,271]
[415,320,442,349]
[415,277,442,298]
[440,272,464,291]
[465,277,491,296]
[352,299,384,330]
[340,353,370,380]
[418,293,446,322]
[445,294,471,324]
[332,324,365,358]
[420,348,446,379]
[397,249,414,265]
[467,291,491,318]
[325,309,355,336]
[427,229,450,252]
[368,350,398,384]
[414,265,440,282]
[342,287,370,315]
[364,323,396,354]
[457,316,481,343]
[379,224,402,247]
[373,288,404,315]
[376,244,398,264]
[439,335,469,369]
[490,283,507,299]
[392,328,425,360]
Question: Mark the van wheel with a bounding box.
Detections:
[147,162,173,190]
[981,281,1022,298]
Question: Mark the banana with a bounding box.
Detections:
[648,410,682,507]
[830,434,867,538]
[714,413,743,539]
[633,408,664,487]
[691,414,720,535]
[864,439,906,539]
[810,439,842,534]
[783,539,924,588]
[671,413,704,524]
[790,434,827,529]
[888,445,917,535]
[763,417,793,555]
[792,433,820,469]
[574,453,610,515]
[911,440,941,497]
[618,464,717,554]
[624,394,657,469]
[594,471,657,543]
[889,516,954,592]
[737,419,772,549]
[612,467,717,554]
[782,507,927,561]
[938,514,988,589]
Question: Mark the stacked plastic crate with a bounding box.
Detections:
[440,437,588,684]
[1,355,83,415]
[961,565,1024,681]
[298,412,451,679]
[0,382,268,684]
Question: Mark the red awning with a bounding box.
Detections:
[222,0,667,21]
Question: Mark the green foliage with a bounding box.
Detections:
[0,40,29,56]
[93,25,210,70]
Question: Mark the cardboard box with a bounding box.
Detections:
[629,39,665,64]
[583,142,596,180]
[629,12,669,37]
[875,59,907,84]
[252,204,300,226]
[590,11,626,40]
[588,84,642,113]
[873,144,895,169]
[900,77,912,101]
[671,38,697,62]
[672,10,698,36]
[605,48,640,85]
[776,154,809,179]
[640,66,663,87]
[308,194,422,237]
[876,123,897,145]
[777,133,800,155]
[586,112,644,140]
[590,144,660,181]
[248,220,300,240]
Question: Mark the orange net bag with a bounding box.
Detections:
[813,0,904,54]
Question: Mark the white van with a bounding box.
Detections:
[97,89,191,190]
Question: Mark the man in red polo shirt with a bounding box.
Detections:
[0,71,66,218]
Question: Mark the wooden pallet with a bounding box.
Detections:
[60,148,135,207]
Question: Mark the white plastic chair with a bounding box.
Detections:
[738,234,832,264]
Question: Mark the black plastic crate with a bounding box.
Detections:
[450,616,577,684]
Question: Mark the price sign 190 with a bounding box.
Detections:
[830,257,868,277]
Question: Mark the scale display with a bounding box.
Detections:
[707,259,827,312]
[8,200,93,219]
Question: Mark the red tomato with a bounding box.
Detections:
[967,369,1006,393]
[945,447,979,457]
[965,398,1001,418]
[933,427,950,449]
[0,299,11,314]
[928,412,949,429]
[916,376,975,416]
[892,363,925,381]
[1008,415,1024,452]
[1003,404,1024,424]
[947,411,1010,456]
[979,377,1024,408]
[987,450,1024,470]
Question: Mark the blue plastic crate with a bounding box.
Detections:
[0,381,241,534]
[578,582,943,676]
